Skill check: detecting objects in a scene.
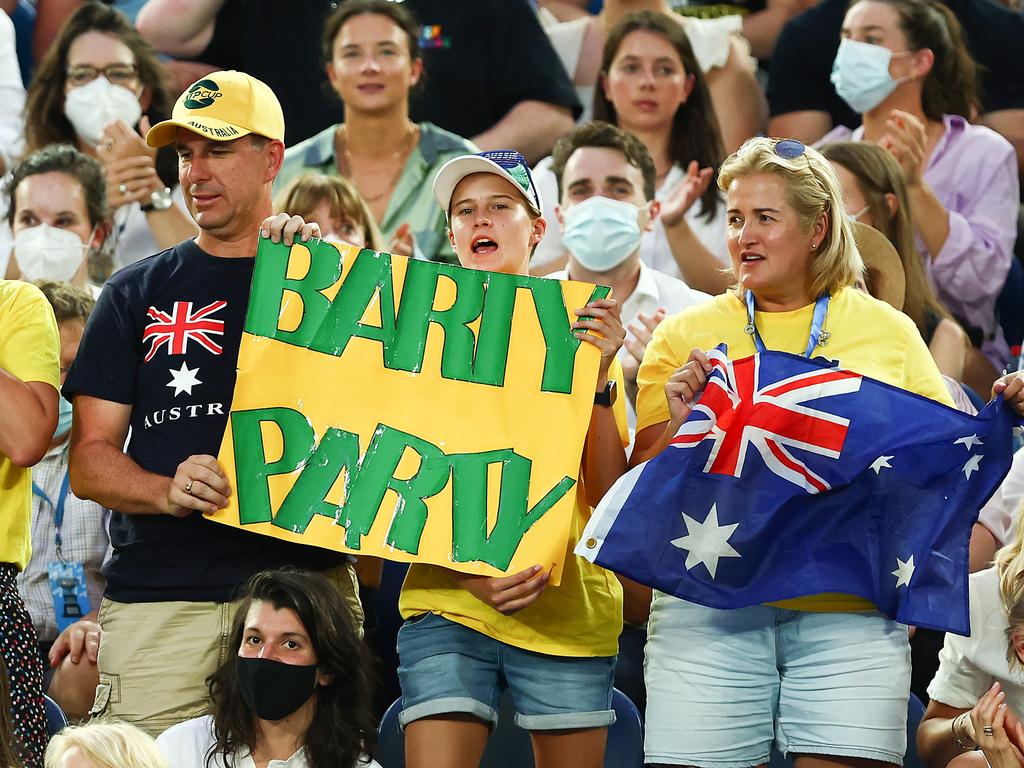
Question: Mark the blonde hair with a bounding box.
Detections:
[273,173,384,252]
[995,509,1024,669]
[44,721,169,768]
[718,137,863,300]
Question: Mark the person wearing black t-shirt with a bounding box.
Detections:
[134,0,580,162]
[63,70,360,736]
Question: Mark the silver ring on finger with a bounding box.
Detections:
[184,479,194,495]
[984,724,995,736]
[118,182,128,194]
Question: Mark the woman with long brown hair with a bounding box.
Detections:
[821,140,968,381]
[21,2,196,278]
[534,10,730,295]
[821,0,1019,396]
[156,569,378,768]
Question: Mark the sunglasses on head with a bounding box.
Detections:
[774,139,807,160]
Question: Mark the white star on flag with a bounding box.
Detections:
[670,503,741,579]
[955,434,983,450]
[892,555,916,589]
[962,454,983,480]
[870,455,894,474]
[167,362,202,397]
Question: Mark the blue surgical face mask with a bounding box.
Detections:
[54,395,73,440]
[830,38,911,114]
[562,196,644,273]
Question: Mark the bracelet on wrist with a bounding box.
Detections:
[951,712,977,750]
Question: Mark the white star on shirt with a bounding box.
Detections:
[962,454,983,480]
[167,362,202,397]
[870,455,894,474]
[955,434,983,450]
[892,555,916,589]
[670,503,741,579]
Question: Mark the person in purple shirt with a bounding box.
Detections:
[817,0,1019,397]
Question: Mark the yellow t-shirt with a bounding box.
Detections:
[0,280,60,570]
[400,360,630,657]
[636,287,954,612]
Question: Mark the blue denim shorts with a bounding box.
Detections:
[644,596,911,767]
[396,612,617,730]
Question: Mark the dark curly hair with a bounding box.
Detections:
[6,144,108,229]
[23,2,177,187]
[205,569,376,768]
[593,10,725,222]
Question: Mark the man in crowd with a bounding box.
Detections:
[64,70,360,735]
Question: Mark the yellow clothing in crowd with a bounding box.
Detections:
[636,286,954,612]
[0,280,60,570]
[400,360,630,658]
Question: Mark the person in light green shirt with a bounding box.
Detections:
[276,0,476,263]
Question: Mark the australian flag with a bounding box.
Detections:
[576,345,1014,635]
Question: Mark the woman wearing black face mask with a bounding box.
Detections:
[155,570,380,768]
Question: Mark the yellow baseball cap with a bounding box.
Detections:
[146,70,285,148]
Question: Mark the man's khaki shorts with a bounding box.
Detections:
[89,563,362,737]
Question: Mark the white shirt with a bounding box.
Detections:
[549,260,710,432]
[157,715,381,768]
[531,159,729,282]
[976,448,1024,547]
[927,568,1024,714]
[0,10,24,167]
[110,186,190,273]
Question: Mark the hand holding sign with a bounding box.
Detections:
[210,238,615,580]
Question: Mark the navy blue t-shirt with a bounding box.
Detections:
[64,239,345,603]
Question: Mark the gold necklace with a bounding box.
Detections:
[336,123,418,203]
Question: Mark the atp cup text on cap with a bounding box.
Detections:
[183,79,223,109]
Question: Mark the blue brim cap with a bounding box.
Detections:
[432,150,543,217]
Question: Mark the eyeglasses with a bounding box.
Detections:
[773,139,807,160]
[66,63,139,87]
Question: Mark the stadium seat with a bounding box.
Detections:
[43,693,68,738]
[376,687,644,767]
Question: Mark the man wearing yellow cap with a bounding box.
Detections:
[63,71,361,735]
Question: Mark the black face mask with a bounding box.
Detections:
[236,656,318,721]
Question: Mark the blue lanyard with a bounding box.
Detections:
[745,292,831,358]
[32,471,71,557]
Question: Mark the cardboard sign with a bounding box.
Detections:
[210,238,607,581]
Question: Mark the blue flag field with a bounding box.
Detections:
[576,346,1014,635]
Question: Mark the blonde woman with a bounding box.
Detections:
[44,722,168,768]
[632,136,955,766]
[917,518,1024,767]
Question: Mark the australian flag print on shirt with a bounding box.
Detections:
[577,345,1014,635]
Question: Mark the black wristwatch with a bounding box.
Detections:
[594,380,617,407]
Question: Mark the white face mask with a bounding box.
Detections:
[563,196,644,273]
[14,224,88,282]
[64,77,142,145]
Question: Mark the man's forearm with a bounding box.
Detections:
[69,437,171,515]
[663,218,733,295]
[471,101,574,165]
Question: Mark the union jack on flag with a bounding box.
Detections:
[577,345,1013,635]
[142,300,227,362]
[671,348,862,493]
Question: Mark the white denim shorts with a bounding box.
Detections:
[644,593,911,767]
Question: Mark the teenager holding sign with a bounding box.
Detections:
[397,151,629,768]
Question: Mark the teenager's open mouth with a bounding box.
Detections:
[472,237,498,254]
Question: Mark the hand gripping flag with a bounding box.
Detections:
[576,345,1014,635]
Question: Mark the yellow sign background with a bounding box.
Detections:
[210,240,606,582]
